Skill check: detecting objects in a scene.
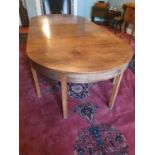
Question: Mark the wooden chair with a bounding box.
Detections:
[108,4,127,34]
[122,3,135,43]
[109,3,135,44]
[109,15,123,34]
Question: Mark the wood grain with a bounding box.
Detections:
[27,15,133,117]
[60,73,68,119]
[27,14,133,73]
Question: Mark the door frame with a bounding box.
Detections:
[35,0,76,15]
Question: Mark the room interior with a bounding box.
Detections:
[19,0,135,154]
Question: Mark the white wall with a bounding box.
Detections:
[35,0,42,15]
[25,0,38,18]
[109,0,135,10]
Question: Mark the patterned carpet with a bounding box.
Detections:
[19,28,135,155]
[19,33,135,100]
[128,55,135,74]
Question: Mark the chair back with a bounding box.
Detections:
[123,3,135,25]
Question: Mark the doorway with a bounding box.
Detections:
[41,0,72,15]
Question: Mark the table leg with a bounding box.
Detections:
[109,70,124,109]
[30,65,41,98]
[60,73,68,119]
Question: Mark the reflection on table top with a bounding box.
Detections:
[27,14,132,73]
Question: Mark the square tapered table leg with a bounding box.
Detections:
[60,73,68,119]
[30,65,41,98]
[109,70,124,109]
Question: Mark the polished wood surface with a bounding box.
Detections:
[27,15,133,118]
[60,73,68,119]
[27,14,132,73]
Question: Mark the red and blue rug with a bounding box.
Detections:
[20,31,135,155]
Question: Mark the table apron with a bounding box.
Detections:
[66,66,127,83]
[31,61,128,83]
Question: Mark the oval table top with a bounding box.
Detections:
[27,14,132,73]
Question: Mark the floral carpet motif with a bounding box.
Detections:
[50,81,90,100]
[33,71,90,100]
[74,124,128,155]
[68,83,89,100]
[74,102,129,155]
[20,32,134,155]
[74,102,98,123]
[128,54,135,74]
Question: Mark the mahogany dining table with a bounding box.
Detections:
[26,14,132,119]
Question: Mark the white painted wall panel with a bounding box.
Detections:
[109,0,135,10]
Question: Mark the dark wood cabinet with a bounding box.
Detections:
[91,1,121,24]
[19,0,29,27]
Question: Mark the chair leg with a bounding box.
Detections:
[128,26,135,44]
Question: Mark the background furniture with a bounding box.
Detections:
[109,16,123,33]
[108,9,122,28]
[109,3,135,41]
[27,15,133,119]
[91,1,109,23]
[123,3,135,43]
[108,9,121,21]
[19,0,29,27]
[91,1,121,25]
[108,5,126,33]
